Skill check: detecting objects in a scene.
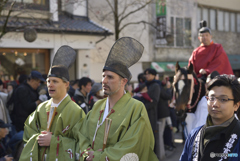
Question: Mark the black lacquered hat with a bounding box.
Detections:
[48,45,76,81]
[103,37,144,81]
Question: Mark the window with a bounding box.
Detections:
[9,0,49,10]
[218,10,224,31]
[14,0,46,5]
[170,17,192,47]
[198,7,240,33]
[231,13,236,32]
[237,14,240,32]
[176,18,183,46]
[209,9,216,30]
[185,18,191,46]
[224,12,229,31]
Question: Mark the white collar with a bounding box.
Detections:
[51,94,68,108]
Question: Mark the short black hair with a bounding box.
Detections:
[78,77,92,90]
[207,74,240,104]
[137,73,146,83]
[70,79,80,86]
[19,74,28,84]
[144,68,157,76]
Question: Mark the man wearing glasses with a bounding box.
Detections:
[180,74,240,161]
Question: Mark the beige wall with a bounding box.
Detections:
[198,0,240,11]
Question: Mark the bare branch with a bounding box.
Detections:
[119,20,157,33]
[118,1,135,18]
[0,0,9,18]
[0,1,15,39]
[119,0,152,26]
[105,0,115,15]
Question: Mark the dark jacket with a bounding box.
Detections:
[144,80,160,131]
[0,139,11,160]
[180,118,240,161]
[72,89,93,114]
[11,82,39,132]
[157,84,172,119]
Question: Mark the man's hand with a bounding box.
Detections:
[199,69,207,75]
[4,155,13,161]
[37,131,52,146]
[86,149,102,161]
[86,151,94,161]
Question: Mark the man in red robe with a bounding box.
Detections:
[189,20,233,79]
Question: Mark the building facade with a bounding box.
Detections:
[0,0,112,84]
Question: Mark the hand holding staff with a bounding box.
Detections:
[47,107,57,131]
[102,118,112,151]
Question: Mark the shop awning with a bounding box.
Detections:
[151,62,188,73]
[228,55,240,70]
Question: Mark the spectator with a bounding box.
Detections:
[0,119,13,161]
[73,77,93,114]
[144,68,160,156]
[133,73,146,93]
[0,79,5,93]
[10,71,46,132]
[157,76,172,159]
[18,74,28,85]
[6,81,17,115]
[68,79,80,98]
[133,83,153,104]
[89,82,104,104]
[180,75,240,160]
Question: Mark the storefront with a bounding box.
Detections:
[0,48,50,84]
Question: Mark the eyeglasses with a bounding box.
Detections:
[206,96,234,104]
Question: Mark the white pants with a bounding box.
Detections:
[185,96,208,134]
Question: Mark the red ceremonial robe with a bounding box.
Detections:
[188,41,233,78]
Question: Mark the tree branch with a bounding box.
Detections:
[119,0,152,26]
[0,0,9,18]
[105,0,116,16]
[0,1,15,39]
[118,1,135,18]
[119,20,156,33]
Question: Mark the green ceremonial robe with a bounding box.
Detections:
[75,93,158,161]
[19,95,85,161]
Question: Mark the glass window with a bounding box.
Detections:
[185,18,191,46]
[14,0,46,5]
[202,8,208,23]
[218,10,224,31]
[237,13,240,32]
[209,9,216,30]
[167,17,174,46]
[231,13,235,32]
[176,18,183,46]
[224,12,229,31]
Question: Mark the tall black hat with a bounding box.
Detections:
[48,45,76,81]
[103,37,144,81]
[199,20,211,34]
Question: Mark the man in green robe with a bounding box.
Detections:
[19,46,85,161]
[75,37,158,161]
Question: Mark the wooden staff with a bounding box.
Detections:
[47,107,57,131]
[102,118,112,151]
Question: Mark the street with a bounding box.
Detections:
[161,131,185,161]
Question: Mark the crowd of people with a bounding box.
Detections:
[1,19,240,161]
